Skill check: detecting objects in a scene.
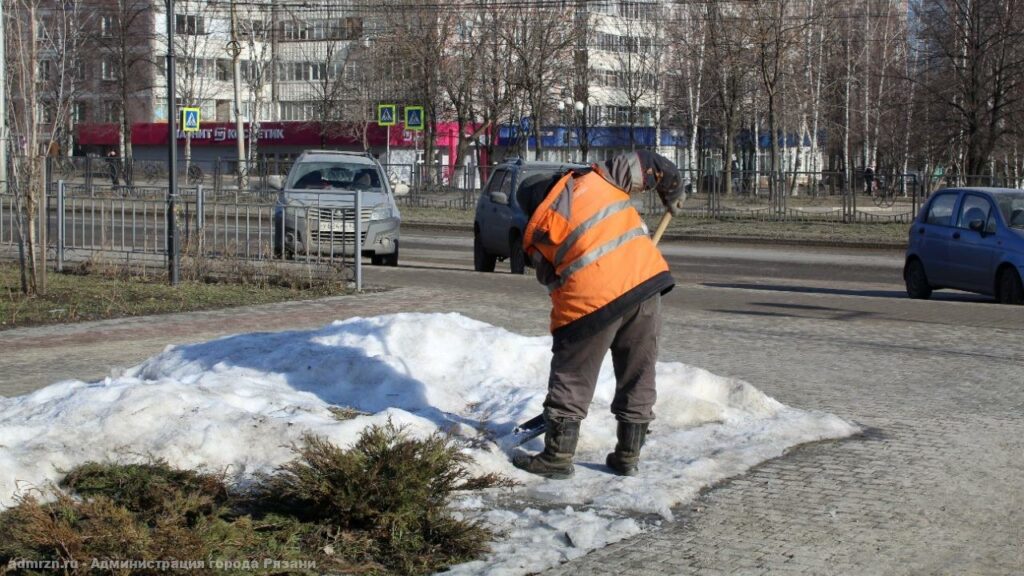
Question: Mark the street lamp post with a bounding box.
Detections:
[574,100,588,163]
[166,0,179,285]
[562,96,588,163]
[228,0,246,189]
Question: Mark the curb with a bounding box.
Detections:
[401,222,908,251]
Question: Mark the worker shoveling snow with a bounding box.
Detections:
[0,313,859,575]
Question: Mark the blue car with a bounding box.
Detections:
[904,187,1024,303]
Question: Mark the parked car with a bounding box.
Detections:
[273,150,401,266]
[904,187,1024,303]
[473,159,586,274]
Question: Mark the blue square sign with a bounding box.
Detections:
[405,106,424,131]
[182,107,201,133]
[378,104,397,127]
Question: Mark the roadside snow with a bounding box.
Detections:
[0,313,859,574]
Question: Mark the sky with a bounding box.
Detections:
[0,313,859,574]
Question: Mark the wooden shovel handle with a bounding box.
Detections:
[651,210,672,246]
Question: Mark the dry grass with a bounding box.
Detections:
[0,425,515,575]
[0,249,353,330]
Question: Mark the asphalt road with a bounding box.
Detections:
[394,229,1017,331]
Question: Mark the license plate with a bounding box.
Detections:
[319,221,352,232]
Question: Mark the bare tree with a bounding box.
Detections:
[704,1,753,195]
[292,7,362,147]
[377,0,451,180]
[503,3,574,160]
[92,0,157,163]
[5,0,82,295]
[747,0,805,200]
[614,6,660,151]
[471,0,517,171]
[440,3,482,179]
[172,0,219,178]
[913,0,1024,182]
[238,5,276,172]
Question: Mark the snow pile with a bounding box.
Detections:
[0,313,859,574]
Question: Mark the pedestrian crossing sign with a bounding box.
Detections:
[378,104,397,127]
[182,107,201,133]
[405,106,424,131]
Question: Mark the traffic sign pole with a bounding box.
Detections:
[377,104,397,168]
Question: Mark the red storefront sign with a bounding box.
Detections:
[77,122,421,148]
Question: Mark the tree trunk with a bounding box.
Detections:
[869,4,894,171]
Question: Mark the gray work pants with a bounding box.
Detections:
[544,295,661,424]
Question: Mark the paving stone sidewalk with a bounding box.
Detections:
[547,304,1024,576]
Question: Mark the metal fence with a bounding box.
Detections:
[40,156,1024,225]
[2,182,366,288]
[623,168,929,223]
[386,163,486,211]
[47,156,294,201]
[47,156,489,210]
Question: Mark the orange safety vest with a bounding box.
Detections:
[523,169,673,335]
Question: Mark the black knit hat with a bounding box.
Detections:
[635,150,682,196]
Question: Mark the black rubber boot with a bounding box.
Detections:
[605,422,648,476]
[513,416,580,480]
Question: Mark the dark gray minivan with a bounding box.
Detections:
[473,159,585,273]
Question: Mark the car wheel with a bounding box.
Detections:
[383,240,399,267]
[997,267,1023,305]
[905,259,933,300]
[474,232,496,272]
[371,241,399,267]
[509,235,526,275]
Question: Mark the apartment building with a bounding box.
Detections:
[66,0,694,165]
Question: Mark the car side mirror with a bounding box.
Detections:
[266,175,284,190]
[489,191,509,205]
[968,219,985,233]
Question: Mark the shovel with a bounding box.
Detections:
[508,209,674,447]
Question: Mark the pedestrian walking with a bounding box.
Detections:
[107,150,120,186]
[863,165,874,195]
[513,151,685,480]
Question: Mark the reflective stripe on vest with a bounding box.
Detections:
[552,199,632,268]
[552,225,647,289]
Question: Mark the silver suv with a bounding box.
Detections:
[473,159,585,273]
[274,150,400,266]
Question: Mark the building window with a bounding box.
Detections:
[39,103,54,124]
[281,21,309,41]
[216,60,231,82]
[175,14,205,36]
[100,15,115,37]
[73,101,88,123]
[243,20,267,40]
[101,58,117,81]
[281,17,362,42]
[102,101,119,123]
[618,1,654,20]
[280,101,315,121]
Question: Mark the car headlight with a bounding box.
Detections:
[371,204,392,221]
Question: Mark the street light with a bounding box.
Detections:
[565,97,588,163]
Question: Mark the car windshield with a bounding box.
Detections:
[995,192,1024,229]
[287,161,382,191]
